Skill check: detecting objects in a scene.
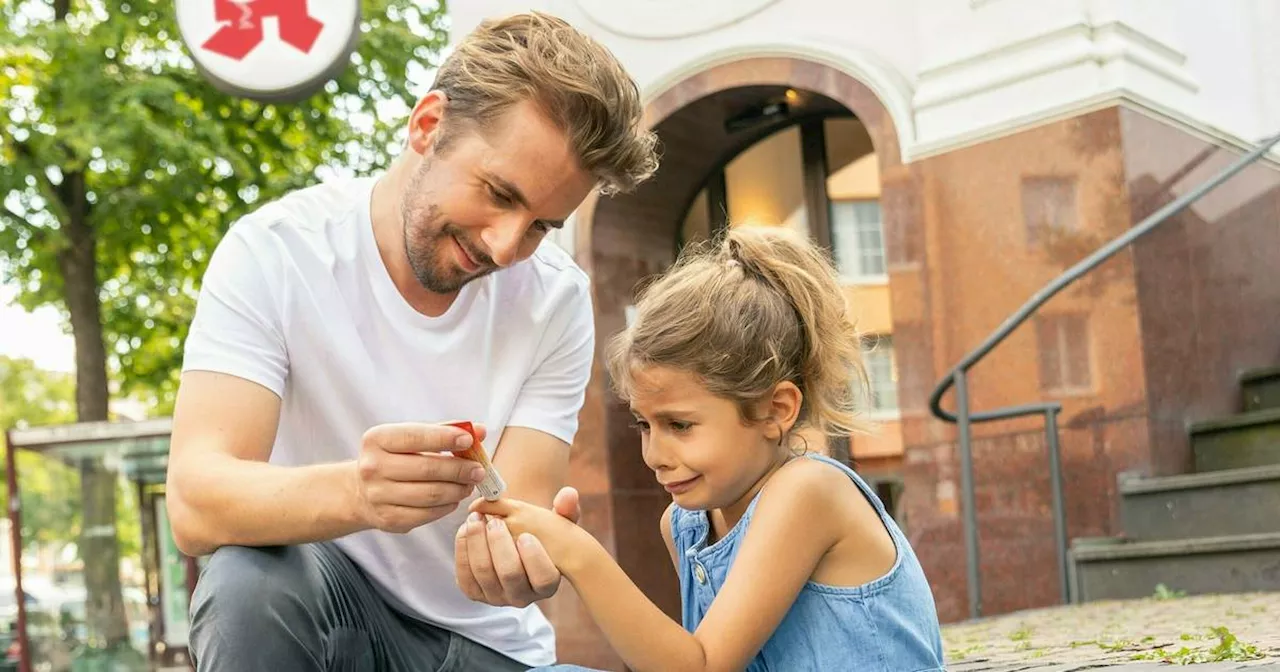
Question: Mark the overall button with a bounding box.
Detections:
[694,563,707,584]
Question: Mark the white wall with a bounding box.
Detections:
[450,0,1280,158]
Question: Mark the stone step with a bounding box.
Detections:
[1243,366,1280,412]
[1069,532,1280,603]
[1119,464,1280,541]
[1190,407,1280,472]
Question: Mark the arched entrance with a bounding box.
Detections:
[557,58,934,664]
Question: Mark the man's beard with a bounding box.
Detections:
[400,190,495,294]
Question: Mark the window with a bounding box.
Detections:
[1021,177,1078,247]
[870,477,906,530]
[830,200,886,280]
[1036,314,1092,392]
[862,335,899,414]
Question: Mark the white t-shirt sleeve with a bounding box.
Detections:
[507,280,595,445]
[181,224,290,397]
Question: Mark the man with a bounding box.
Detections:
[165,11,658,671]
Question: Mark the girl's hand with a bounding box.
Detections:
[468,496,591,572]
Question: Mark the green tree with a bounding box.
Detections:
[0,356,79,552]
[0,354,76,430]
[1,0,447,650]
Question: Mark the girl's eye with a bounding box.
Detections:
[669,421,692,433]
[630,419,650,433]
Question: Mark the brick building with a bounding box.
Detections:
[448,2,1280,668]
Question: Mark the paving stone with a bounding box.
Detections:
[940,592,1280,670]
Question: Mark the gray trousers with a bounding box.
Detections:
[189,541,532,672]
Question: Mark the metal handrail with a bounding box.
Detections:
[928,130,1280,620]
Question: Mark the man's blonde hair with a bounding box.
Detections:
[432,11,659,195]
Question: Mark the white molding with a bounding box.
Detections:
[914,21,1197,112]
[641,39,918,161]
[575,0,781,40]
[908,91,1280,168]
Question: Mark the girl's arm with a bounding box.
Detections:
[473,458,856,672]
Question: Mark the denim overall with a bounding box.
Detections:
[538,453,946,671]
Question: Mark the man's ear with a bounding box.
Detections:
[406,90,448,156]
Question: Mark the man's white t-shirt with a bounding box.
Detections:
[181,175,594,666]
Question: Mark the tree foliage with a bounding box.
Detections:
[0,0,448,411]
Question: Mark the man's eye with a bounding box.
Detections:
[487,184,512,205]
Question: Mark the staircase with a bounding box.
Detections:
[1069,367,1280,602]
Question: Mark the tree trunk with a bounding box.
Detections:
[46,0,128,651]
[59,168,130,649]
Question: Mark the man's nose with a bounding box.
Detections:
[480,217,527,268]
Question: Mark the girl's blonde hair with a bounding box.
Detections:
[606,226,871,439]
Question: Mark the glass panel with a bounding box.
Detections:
[12,436,171,669]
[831,200,887,280]
[853,201,886,276]
[1065,315,1093,389]
[830,201,860,277]
[1021,176,1079,247]
[863,336,899,412]
[725,125,808,236]
[1036,317,1064,391]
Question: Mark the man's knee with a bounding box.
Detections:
[190,545,329,669]
[191,545,317,631]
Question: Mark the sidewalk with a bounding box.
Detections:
[941,591,1280,670]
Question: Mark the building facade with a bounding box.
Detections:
[448,2,1280,668]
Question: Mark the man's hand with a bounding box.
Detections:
[455,486,580,607]
[355,422,488,533]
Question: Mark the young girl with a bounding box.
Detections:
[471,226,945,672]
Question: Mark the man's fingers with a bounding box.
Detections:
[372,452,486,485]
[515,533,562,598]
[485,517,534,605]
[369,503,458,533]
[455,523,486,602]
[464,513,503,604]
[363,423,474,454]
[368,480,474,509]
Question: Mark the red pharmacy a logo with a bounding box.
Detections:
[201,0,325,61]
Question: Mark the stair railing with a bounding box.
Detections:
[928,130,1280,621]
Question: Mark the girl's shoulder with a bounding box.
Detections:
[762,454,864,508]
[741,455,868,541]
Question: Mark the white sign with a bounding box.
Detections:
[175,0,361,102]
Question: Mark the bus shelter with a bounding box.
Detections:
[3,419,198,672]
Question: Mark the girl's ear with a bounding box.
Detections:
[765,381,802,439]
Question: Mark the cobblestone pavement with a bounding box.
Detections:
[941,592,1280,670]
